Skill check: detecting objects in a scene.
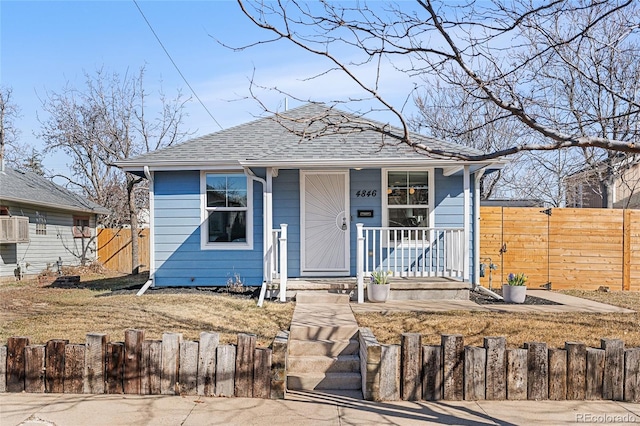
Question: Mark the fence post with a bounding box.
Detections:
[356,223,365,304]
[279,224,288,303]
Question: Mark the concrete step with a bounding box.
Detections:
[288,338,359,357]
[286,372,362,391]
[295,292,350,304]
[288,355,360,374]
[290,324,359,341]
[388,288,469,300]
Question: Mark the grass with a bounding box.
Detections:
[354,290,640,349]
[2,269,639,351]
[0,269,294,347]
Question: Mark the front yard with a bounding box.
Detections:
[1,269,638,349]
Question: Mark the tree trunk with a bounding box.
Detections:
[127,177,140,275]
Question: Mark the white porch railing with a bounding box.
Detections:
[258,224,288,307]
[356,224,465,303]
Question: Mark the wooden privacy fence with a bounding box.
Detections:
[0,330,287,399]
[360,329,640,402]
[97,228,150,274]
[480,207,640,291]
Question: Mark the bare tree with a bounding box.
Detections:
[39,67,191,274]
[0,86,30,171]
[234,0,640,162]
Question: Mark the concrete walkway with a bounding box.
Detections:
[351,289,635,314]
[2,392,640,425]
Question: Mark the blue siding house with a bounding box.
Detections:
[118,104,504,302]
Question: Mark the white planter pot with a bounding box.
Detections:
[503,285,526,304]
[367,283,391,303]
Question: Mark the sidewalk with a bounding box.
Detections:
[2,391,640,425]
[350,290,635,314]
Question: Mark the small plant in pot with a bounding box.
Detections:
[367,270,392,303]
[503,272,527,304]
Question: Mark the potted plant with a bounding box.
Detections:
[367,270,392,303]
[503,272,527,304]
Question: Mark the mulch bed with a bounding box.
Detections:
[105,284,260,299]
[470,288,562,305]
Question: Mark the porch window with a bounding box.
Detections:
[202,172,253,249]
[384,170,431,239]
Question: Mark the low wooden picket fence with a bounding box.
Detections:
[360,329,640,402]
[0,330,287,399]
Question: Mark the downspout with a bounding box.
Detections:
[137,166,155,296]
[244,167,270,307]
[472,168,485,291]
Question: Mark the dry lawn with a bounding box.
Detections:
[0,270,293,347]
[354,291,640,350]
[3,269,639,351]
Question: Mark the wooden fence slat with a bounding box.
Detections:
[401,333,422,401]
[197,332,219,397]
[124,329,144,394]
[602,339,625,401]
[526,342,548,400]
[548,349,567,401]
[106,342,124,394]
[25,345,45,393]
[140,340,151,395]
[45,339,68,393]
[64,344,85,394]
[179,341,199,396]
[380,344,400,401]
[565,342,586,400]
[7,337,30,393]
[464,346,486,401]
[216,345,236,397]
[84,333,108,394]
[161,333,182,395]
[148,340,162,395]
[484,337,506,400]
[422,345,442,401]
[506,348,527,400]
[0,346,6,393]
[442,334,464,401]
[235,334,256,398]
[252,348,272,399]
[586,348,605,400]
[624,348,640,402]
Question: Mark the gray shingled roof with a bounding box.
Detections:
[0,168,110,215]
[118,103,487,168]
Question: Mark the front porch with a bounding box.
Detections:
[260,224,469,305]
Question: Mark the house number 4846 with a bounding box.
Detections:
[355,190,377,197]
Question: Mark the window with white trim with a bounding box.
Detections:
[385,170,430,232]
[202,172,252,249]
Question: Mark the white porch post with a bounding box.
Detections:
[279,224,288,302]
[356,223,365,304]
[265,168,273,283]
[463,166,470,281]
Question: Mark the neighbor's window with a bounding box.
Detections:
[35,211,47,235]
[73,216,91,238]
[204,173,251,247]
[386,170,429,229]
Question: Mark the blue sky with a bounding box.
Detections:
[1,1,416,176]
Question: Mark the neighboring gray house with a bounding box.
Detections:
[118,103,506,302]
[0,167,109,279]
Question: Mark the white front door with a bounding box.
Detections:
[301,171,350,275]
